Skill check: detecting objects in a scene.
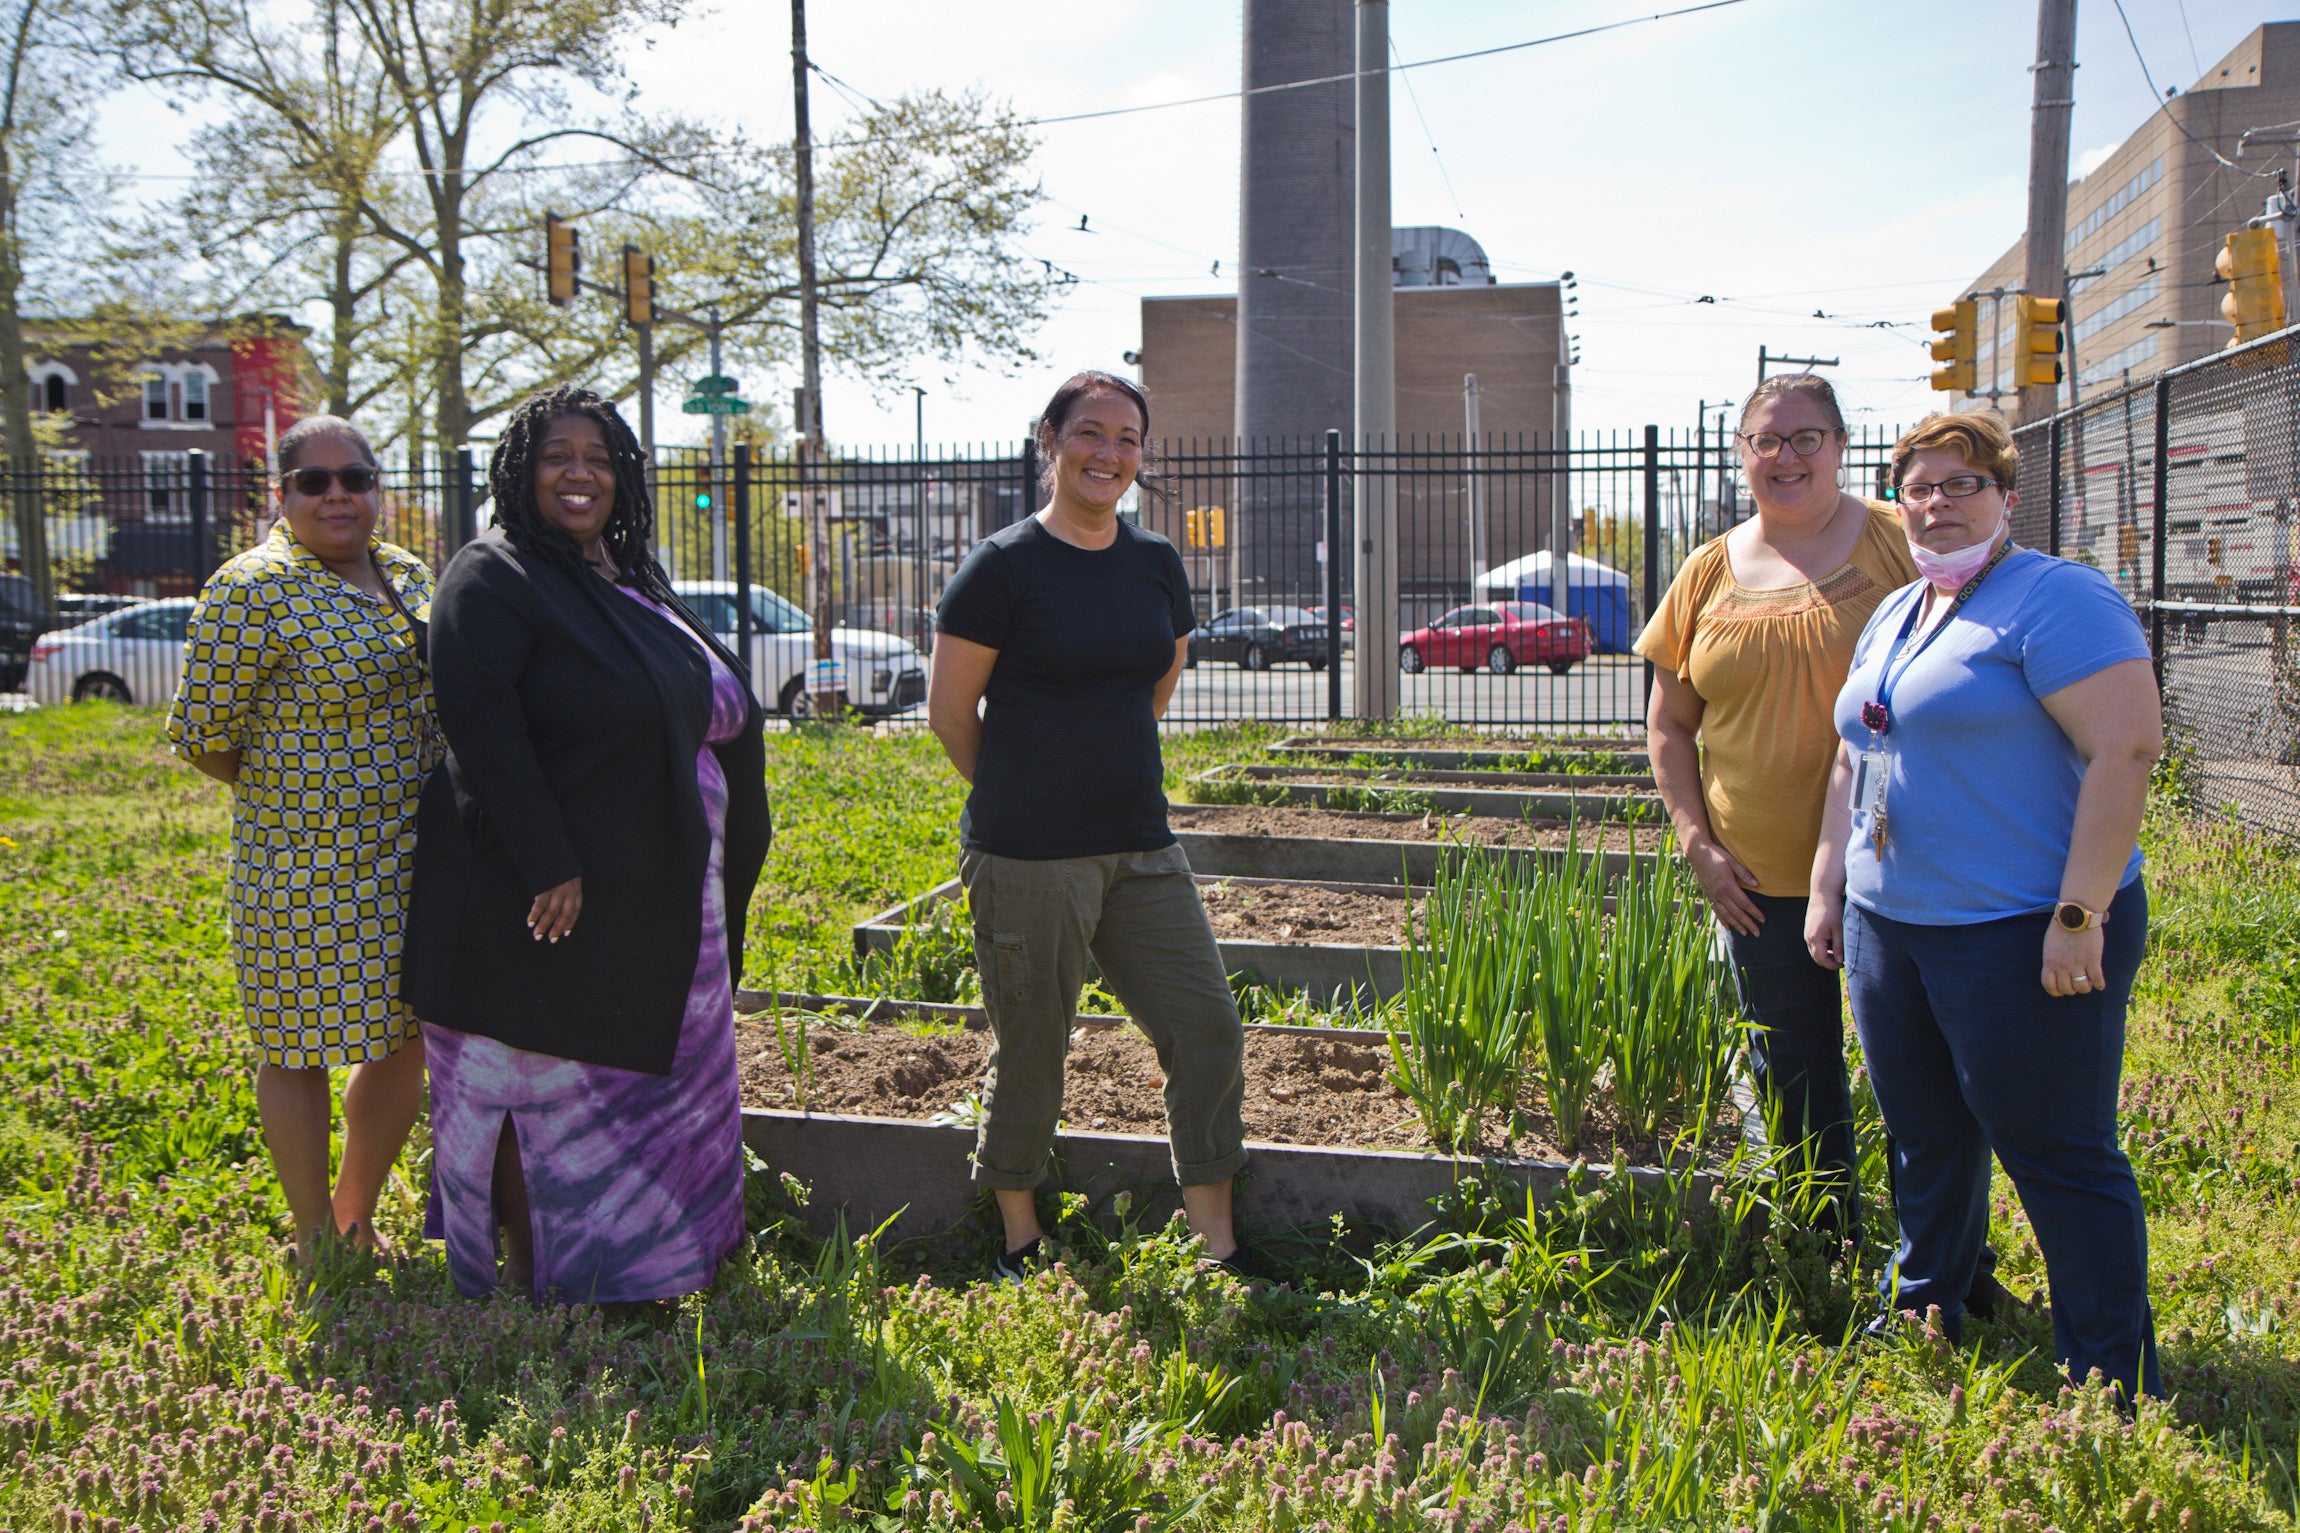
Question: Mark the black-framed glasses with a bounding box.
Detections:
[1736,428,1832,458]
[1898,474,2001,505]
[280,464,379,497]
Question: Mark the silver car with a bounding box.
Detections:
[25,598,193,705]
[672,580,927,718]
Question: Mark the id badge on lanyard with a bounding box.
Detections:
[1851,748,1889,853]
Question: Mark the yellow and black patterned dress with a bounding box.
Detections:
[166,523,440,1068]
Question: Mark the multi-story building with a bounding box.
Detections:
[1956,22,2300,416]
[1138,226,1568,612]
[15,318,318,595]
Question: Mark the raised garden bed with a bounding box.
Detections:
[1191,764,1665,823]
[732,992,1756,1244]
[853,874,1411,1001]
[1274,735,1653,774]
[1171,803,1669,888]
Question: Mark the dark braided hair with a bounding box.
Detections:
[489,385,675,602]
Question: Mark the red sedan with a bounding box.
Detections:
[1401,600,1590,676]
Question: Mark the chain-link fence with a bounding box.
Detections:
[2012,325,2300,839]
[0,421,1914,731]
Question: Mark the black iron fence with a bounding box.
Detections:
[0,424,1914,729]
[2011,325,2300,840]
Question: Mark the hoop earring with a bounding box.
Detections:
[1835,464,1850,493]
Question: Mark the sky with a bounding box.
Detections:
[94,0,2300,449]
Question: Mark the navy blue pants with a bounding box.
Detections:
[1725,893,1860,1234]
[1845,879,2159,1398]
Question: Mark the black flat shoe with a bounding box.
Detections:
[1203,1244,1282,1284]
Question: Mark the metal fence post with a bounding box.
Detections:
[452,447,477,555]
[1324,428,1343,720]
[1019,437,1038,530]
[734,445,754,671]
[186,450,212,581]
[2047,416,2063,557]
[1641,425,1660,713]
[2149,374,2172,681]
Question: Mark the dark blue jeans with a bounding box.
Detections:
[1845,879,2158,1399]
[1725,893,1859,1236]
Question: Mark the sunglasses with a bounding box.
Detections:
[280,464,380,497]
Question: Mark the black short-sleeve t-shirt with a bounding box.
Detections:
[935,516,1194,859]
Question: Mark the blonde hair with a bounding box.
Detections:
[1739,373,1845,434]
[1891,411,2019,494]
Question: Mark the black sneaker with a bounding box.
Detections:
[1203,1243,1282,1284]
[990,1238,1044,1285]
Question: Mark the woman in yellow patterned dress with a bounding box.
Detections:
[166,416,438,1262]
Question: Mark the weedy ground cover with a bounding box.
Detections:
[3,709,2300,1529]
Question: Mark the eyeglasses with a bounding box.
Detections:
[1897,474,2001,505]
[1736,428,1833,459]
[280,464,379,497]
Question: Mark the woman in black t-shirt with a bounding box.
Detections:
[929,371,1252,1283]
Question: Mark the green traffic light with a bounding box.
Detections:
[696,493,713,510]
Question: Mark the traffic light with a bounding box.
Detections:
[695,488,713,512]
[623,245,652,326]
[2217,227,2287,350]
[545,214,580,306]
[1928,299,1977,393]
[1185,508,1204,548]
[2014,296,2065,387]
[1207,507,1227,548]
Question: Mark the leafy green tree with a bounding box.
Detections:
[0,0,120,603]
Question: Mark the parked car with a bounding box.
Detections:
[0,574,43,690]
[1400,600,1590,676]
[25,597,196,705]
[672,580,928,718]
[51,593,145,628]
[1304,604,1356,649]
[1187,605,1331,670]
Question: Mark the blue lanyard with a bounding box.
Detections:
[1866,540,2015,737]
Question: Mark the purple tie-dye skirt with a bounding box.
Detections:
[423,591,752,1304]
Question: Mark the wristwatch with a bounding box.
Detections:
[2054,900,2106,932]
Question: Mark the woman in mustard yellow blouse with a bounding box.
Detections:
[1636,374,1923,1249]
[167,416,437,1263]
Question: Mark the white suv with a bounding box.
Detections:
[671,580,927,718]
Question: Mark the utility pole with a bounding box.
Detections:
[1463,373,1483,603]
[1757,347,1839,384]
[708,307,727,582]
[2020,0,2079,424]
[792,0,838,717]
[1352,0,1398,720]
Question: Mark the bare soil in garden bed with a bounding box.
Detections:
[1171,803,1672,853]
[733,1016,1738,1163]
[1295,735,1643,753]
[1244,768,1656,796]
[1198,878,1415,947]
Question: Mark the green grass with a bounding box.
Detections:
[2,705,2299,1529]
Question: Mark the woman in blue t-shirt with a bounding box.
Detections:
[1805,410,2164,1399]
[928,370,1253,1284]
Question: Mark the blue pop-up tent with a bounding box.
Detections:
[1477,550,1634,653]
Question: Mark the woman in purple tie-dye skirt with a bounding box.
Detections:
[407,387,770,1304]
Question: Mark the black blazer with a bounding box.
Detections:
[405,527,770,1074]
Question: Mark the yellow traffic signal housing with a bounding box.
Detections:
[2015,296,2064,387]
[1208,506,1227,548]
[1928,299,1978,393]
[545,214,580,306]
[1184,509,1204,548]
[622,245,652,326]
[2217,227,2287,349]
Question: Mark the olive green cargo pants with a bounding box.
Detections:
[959,842,1247,1190]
